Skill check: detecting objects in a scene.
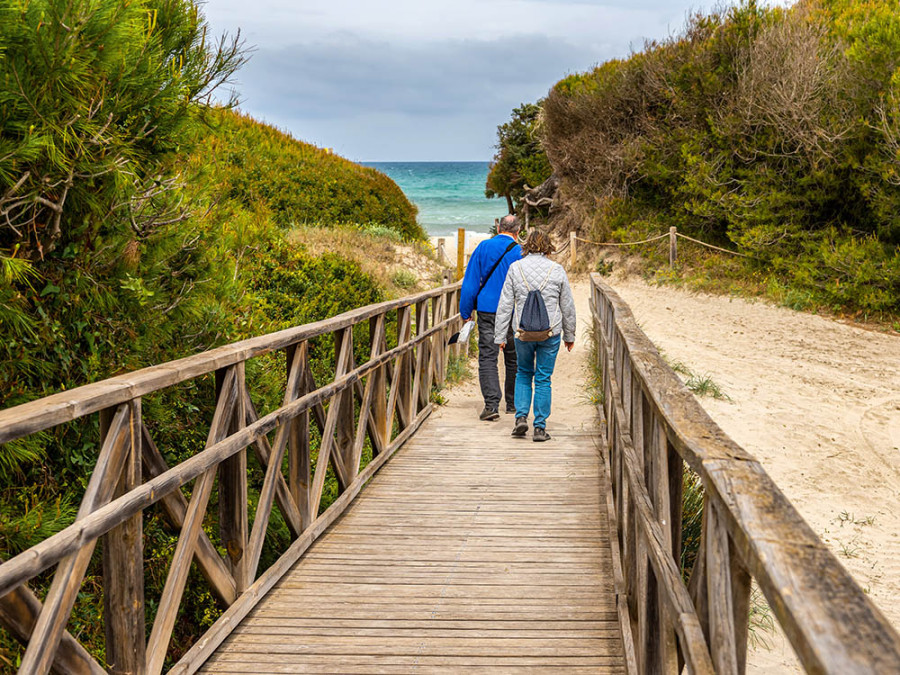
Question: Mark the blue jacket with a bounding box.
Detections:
[459,234,522,319]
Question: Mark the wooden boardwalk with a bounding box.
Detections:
[201,415,625,673]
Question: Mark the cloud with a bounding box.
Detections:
[237,34,598,119]
[204,0,794,159]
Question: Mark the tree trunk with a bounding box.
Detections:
[505,193,514,215]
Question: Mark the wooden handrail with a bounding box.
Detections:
[0,280,463,675]
[589,273,900,673]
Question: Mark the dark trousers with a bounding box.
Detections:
[476,312,516,412]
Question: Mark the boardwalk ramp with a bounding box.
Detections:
[203,417,624,673]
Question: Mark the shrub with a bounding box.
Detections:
[541,0,900,314]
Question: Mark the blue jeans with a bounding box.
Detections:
[514,334,561,429]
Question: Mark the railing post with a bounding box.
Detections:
[669,226,677,268]
[334,328,356,488]
[217,363,249,592]
[102,400,146,675]
[570,230,577,268]
[369,315,388,453]
[287,343,312,530]
[395,306,413,430]
[457,227,465,281]
[437,238,445,264]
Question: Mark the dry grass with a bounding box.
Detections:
[287,226,444,298]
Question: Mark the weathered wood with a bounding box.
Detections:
[394,306,413,430]
[19,402,132,675]
[0,579,105,675]
[456,227,465,280]
[592,272,900,675]
[333,328,356,485]
[243,392,303,539]
[707,504,739,675]
[102,401,146,675]
[286,342,313,531]
[146,368,239,675]
[369,316,388,454]
[0,314,458,596]
[217,364,249,593]
[0,283,461,446]
[351,316,386,472]
[141,424,238,606]
[169,405,436,675]
[309,334,354,518]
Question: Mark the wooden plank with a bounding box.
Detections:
[706,504,739,675]
[190,397,623,674]
[102,401,146,675]
[244,393,303,539]
[333,328,356,485]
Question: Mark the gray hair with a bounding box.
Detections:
[498,214,520,234]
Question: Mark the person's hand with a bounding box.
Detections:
[499,343,506,350]
[565,341,574,352]
[464,317,473,323]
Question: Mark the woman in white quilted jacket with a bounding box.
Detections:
[495,229,576,442]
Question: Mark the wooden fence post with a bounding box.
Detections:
[102,400,145,675]
[669,227,677,268]
[437,238,445,264]
[217,364,249,593]
[570,231,577,269]
[457,228,465,281]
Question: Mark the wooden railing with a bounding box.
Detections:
[589,273,900,674]
[0,281,462,675]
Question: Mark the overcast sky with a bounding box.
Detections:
[203,1,783,161]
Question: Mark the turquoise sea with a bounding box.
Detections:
[366,162,505,237]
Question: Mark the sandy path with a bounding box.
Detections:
[440,274,899,671]
[607,273,900,670]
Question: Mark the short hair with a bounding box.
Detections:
[522,229,555,256]
[498,214,520,234]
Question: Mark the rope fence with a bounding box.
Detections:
[568,226,756,268]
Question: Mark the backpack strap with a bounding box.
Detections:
[473,240,517,311]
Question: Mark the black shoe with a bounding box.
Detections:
[511,417,528,437]
[533,427,551,442]
[479,407,500,421]
[505,405,516,414]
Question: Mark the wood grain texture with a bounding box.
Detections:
[197,418,625,673]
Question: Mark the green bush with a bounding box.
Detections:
[542,0,900,315]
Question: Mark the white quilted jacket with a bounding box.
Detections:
[493,253,577,343]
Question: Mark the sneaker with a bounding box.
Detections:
[533,427,551,442]
[511,417,528,438]
[479,407,500,421]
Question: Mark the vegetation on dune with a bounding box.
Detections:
[539,0,900,317]
[195,110,423,240]
[0,0,425,667]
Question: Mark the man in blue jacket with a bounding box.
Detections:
[459,215,523,420]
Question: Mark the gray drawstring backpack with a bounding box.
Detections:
[515,267,557,342]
